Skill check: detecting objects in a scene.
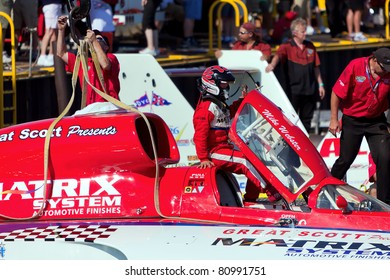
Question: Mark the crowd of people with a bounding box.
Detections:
[1,0,116,65]
[2,0,386,63]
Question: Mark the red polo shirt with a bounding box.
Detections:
[232,41,272,57]
[66,52,120,105]
[276,39,321,96]
[332,57,390,118]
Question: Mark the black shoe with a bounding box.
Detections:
[180,37,199,48]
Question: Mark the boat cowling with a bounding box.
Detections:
[0,110,180,219]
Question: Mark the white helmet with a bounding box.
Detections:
[201,65,235,100]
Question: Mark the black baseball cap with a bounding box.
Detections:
[373,48,390,72]
[92,29,109,47]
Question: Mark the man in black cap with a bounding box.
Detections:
[329,47,390,204]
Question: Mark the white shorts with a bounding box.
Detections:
[43,3,62,29]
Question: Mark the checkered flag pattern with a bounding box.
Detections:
[0,225,117,242]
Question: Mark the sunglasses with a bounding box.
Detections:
[378,61,387,72]
[239,31,250,35]
[96,37,107,44]
[219,81,233,89]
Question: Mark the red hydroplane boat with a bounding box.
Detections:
[0,90,390,260]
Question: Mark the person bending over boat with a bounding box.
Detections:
[56,15,120,106]
[329,47,390,205]
[193,65,281,203]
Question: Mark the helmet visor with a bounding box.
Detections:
[219,80,234,89]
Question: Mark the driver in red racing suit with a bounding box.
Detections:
[193,65,281,202]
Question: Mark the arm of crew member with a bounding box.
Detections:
[314,66,325,99]
[329,91,341,137]
[93,42,111,71]
[265,54,280,73]
[86,30,112,71]
[56,16,68,64]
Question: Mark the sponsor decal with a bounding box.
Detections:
[0,175,123,218]
[185,173,205,194]
[262,109,301,151]
[189,173,205,179]
[189,185,204,193]
[152,92,172,106]
[0,125,117,143]
[318,137,369,188]
[133,92,172,108]
[170,123,189,144]
[184,182,204,194]
[134,93,150,108]
[355,76,366,83]
[319,138,367,158]
[176,139,190,146]
[187,155,198,162]
[212,228,390,259]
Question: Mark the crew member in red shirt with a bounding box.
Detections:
[215,22,272,62]
[329,47,390,204]
[56,15,120,105]
[265,17,325,133]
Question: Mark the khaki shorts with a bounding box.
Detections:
[43,3,62,29]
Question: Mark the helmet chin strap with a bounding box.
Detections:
[223,89,230,100]
[202,93,228,112]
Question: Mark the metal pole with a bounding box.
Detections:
[29,30,32,77]
[28,27,37,78]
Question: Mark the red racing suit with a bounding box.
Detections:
[193,97,280,201]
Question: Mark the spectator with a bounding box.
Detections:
[345,0,367,41]
[160,0,184,38]
[13,0,39,59]
[217,0,246,46]
[291,0,315,35]
[103,0,118,14]
[193,65,281,203]
[325,0,346,38]
[276,0,293,19]
[0,0,13,65]
[37,0,63,67]
[139,0,162,56]
[246,0,273,40]
[270,10,297,44]
[265,17,325,133]
[180,0,202,48]
[57,15,120,106]
[89,0,115,52]
[219,3,237,45]
[215,22,271,62]
[311,0,330,34]
[329,47,390,205]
